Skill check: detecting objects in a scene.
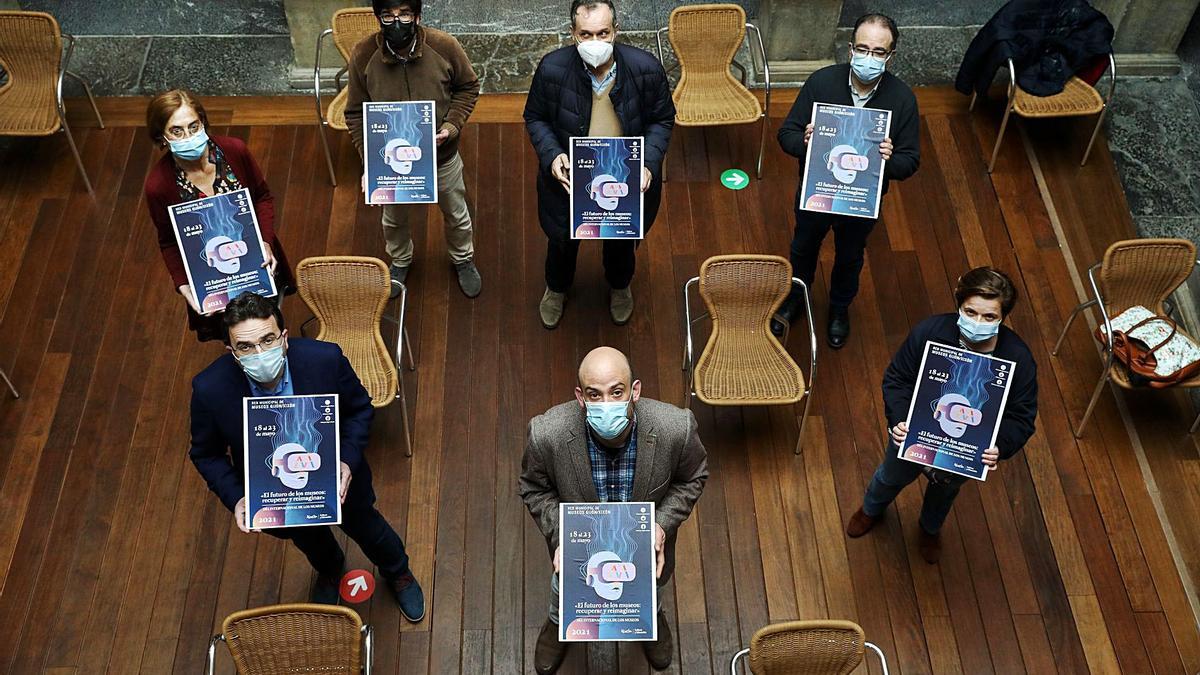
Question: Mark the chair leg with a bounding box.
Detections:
[0,367,17,399]
[59,112,94,196]
[662,153,669,184]
[398,374,413,457]
[402,327,416,371]
[1081,107,1108,167]
[987,102,1014,174]
[317,120,338,187]
[795,392,812,455]
[1052,299,1096,356]
[1190,406,1200,435]
[1073,368,1110,438]
[65,71,104,128]
[756,114,767,179]
[969,91,978,112]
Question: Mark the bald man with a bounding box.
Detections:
[519,347,708,674]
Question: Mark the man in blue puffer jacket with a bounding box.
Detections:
[524,0,675,331]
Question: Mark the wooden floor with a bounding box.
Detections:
[0,88,1198,675]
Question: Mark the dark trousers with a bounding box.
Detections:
[271,500,410,580]
[788,206,878,310]
[861,441,969,534]
[545,238,637,293]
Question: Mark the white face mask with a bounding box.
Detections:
[577,39,614,68]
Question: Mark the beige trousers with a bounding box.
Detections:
[380,152,474,267]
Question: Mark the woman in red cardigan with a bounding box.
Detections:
[143,89,296,342]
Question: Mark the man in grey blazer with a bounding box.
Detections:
[520,346,708,674]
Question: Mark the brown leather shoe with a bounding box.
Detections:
[643,612,673,670]
[918,528,942,564]
[845,508,880,538]
[534,618,568,675]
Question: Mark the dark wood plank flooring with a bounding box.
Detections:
[0,88,1196,674]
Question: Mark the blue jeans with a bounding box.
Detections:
[861,441,969,534]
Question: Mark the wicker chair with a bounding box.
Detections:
[1052,238,1200,437]
[296,256,417,456]
[314,8,379,186]
[206,603,373,675]
[730,620,889,675]
[0,11,104,195]
[656,4,770,179]
[972,55,1115,173]
[683,255,815,454]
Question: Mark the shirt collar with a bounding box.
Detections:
[585,59,618,94]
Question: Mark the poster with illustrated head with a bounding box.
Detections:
[799,102,891,219]
[243,394,341,530]
[570,136,644,239]
[168,188,276,314]
[559,502,656,641]
[364,100,438,204]
[899,342,1016,481]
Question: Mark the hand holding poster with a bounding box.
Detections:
[800,102,891,219]
[570,136,644,239]
[168,187,277,314]
[243,395,341,530]
[899,342,1016,481]
[559,502,657,641]
[364,100,438,205]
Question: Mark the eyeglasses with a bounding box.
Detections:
[165,120,203,140]
[850,45,892,61]
[379,11,416,25]
[233,330,285,356]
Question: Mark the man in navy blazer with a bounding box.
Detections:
[189,293,424,619]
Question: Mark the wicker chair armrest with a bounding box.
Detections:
[792,276,816,397]
[865,641,889,675]
[729,647,749,674]
[746,22,769,111]
[682,277,700,371]
[58,32,75,115]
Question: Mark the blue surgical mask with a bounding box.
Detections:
[958,311,1000,344]
[850,52,886,84]
[585,400,631,440]
[238,344,286,384]
[168,127,210,161]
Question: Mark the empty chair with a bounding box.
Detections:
[730,620,889,675]
[297,256,417,455]
[973,54,1114,173]
[206,603,373,675]
[1052,238,1200,436]
[0,10,104,194]
[682,255,815,454]
[314,8,379,186]
[657,3,770,178]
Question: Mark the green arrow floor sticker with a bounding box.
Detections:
[720,169,749,190]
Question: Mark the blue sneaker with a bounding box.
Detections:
[388,571,425,622]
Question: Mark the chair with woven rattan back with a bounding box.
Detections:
[682,255,815,454]
[0,10,103,195]
[1052,238,1200,436]
[206,603,373,675]
[314,7,380,186]
[656,3,770,179]
[730,620,889,675]
[296,256,417,456]
[971,54,1115,173]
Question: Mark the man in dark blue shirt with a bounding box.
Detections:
[774,13,920,348]
[188,293,425,619]
[845,268,1038,563]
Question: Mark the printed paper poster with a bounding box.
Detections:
[799,102,891,219]
[364,100,438,204]
[570,136,644,239]
[168,188,277,314]
[559,502,657,641]
[899,342,1016,481]
[243,394,341,529]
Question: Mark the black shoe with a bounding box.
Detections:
[387,571,425,622]
[310,573,340,605]
[643,612,673,670]
[389,264,410,300]
[534,618,569,674]
[827,308,850,349]
[770,294,804,338]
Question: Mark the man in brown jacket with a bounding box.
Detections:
[519,346,709,673]
[346,0,483,299]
